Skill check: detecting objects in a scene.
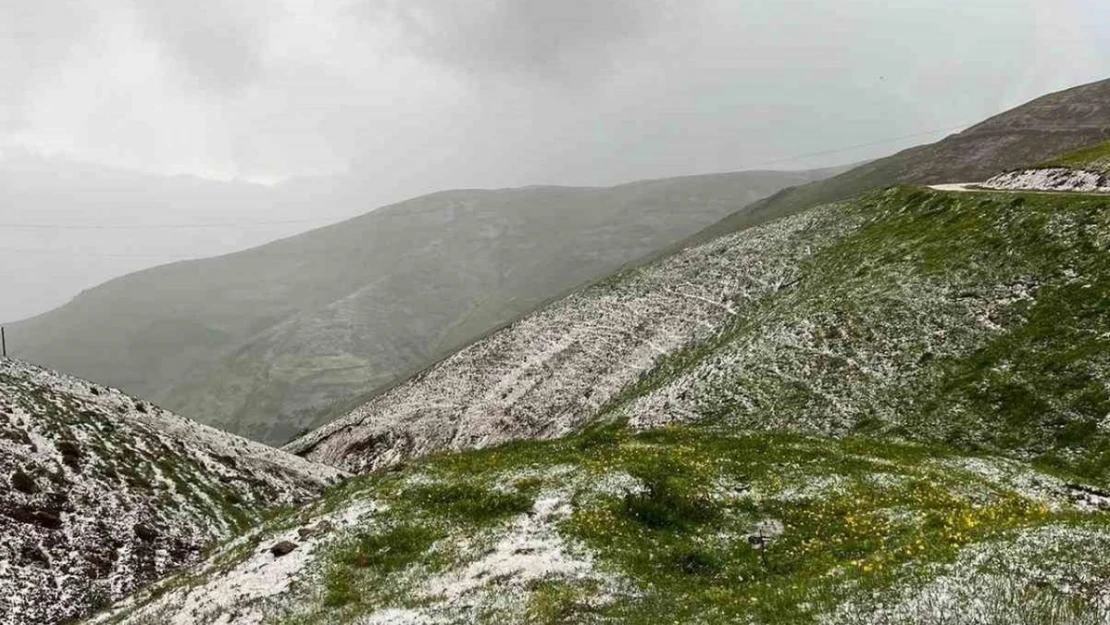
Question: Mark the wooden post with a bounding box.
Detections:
[1,326,5,358]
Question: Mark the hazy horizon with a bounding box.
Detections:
[3,0,1110,322]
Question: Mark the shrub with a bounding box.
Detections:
[622,460,718,532]
[409,483,532,523]
[337,524,440,573]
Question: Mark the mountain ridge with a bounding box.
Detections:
[685,78,1110,245]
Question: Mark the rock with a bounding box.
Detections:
[56,440,82,470]
[134,523,159,543]
[270,541,298,557]
[11,468,39,494]
[56,440,81,458]
[21,544,50,566]
[6,505,64,530]
[297,520,334,540]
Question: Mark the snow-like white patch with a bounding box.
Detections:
[92,500,379,625]
[981,168,1110,193]
[771,475,849,502]
[864,472,912,489]
[711,476,753,502]
[360,608,434,625]
[352,490,627,624]
[936,456,1086,510]
[424,494,589,604]
[590,471,645,498]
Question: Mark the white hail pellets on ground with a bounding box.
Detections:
[423,494,591,605]
[92,500,380,625]
[981,168,1110,193]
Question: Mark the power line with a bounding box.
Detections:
[1,248,204,259]
[753,121,974,167]
[0,218,326,231]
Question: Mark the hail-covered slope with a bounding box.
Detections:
[296,185,1110,489]
[97,185,1110,624]
[0,359,345,625]
[286,201,862,472]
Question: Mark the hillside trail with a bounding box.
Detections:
[928,183,981,192]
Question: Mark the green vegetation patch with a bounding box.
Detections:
[1040,139,1110,173]
[405,482,534,525]
[559,425,1091,624]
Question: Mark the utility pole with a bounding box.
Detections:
[2,326,6,358]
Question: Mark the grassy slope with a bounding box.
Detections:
[94,186,1110,624]
[1040,139,1110,173]
[97,424,1110,625]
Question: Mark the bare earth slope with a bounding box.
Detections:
[0,359,343,625]
[8,168,842,445]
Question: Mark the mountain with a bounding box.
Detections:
[102,183,1110,624]
[689,77,1110,244]
[7,167,844,444]
[0,358,343,625]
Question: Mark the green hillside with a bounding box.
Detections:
[1040,139,1110,173]
[94,186,1110,624]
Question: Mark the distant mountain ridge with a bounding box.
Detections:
[689,77,1110,244]
[8,167,844,444]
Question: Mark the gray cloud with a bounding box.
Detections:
[1,0,1108,187]
[361,0,678,83]
[3,0,1110,322]
[130,0,269,93]
[0,0,105,130]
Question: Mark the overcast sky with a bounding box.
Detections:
[2,0,1110,321]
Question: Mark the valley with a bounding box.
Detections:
[5,79,1110,625]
